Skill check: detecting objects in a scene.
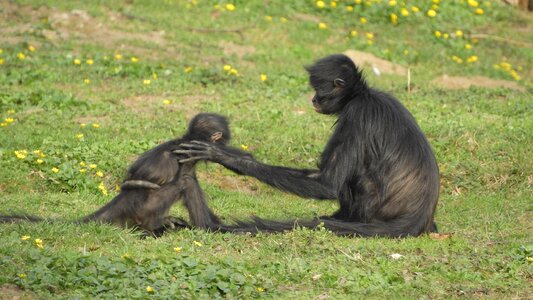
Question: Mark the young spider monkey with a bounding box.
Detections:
[1,113,242,237]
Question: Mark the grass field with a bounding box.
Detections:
[0,0,531,298]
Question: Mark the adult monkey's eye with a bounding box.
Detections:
[333,78,345,88]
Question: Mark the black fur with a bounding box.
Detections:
[178,54,440,237]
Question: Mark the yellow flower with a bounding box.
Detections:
[264,15,273,21]
[403,50,409,55]
[0,58,4,65]
[17,53,26,60]
[433,0,440,3]
[465,43,472,49]
[455,30,463,37]
[79,169,86,173]
[411,6,420,13]
[346,5,353,12]
[146,286,154,293]
[468,0,479,7]
[318,22,327,29]
[89,164,97,169]
[474,8,484,15]
[5,117,14,123]
[84,79,90,84]
[330,1,337,8]
[114,54,123,60]
[350,30,358,37]
[390,13,398,25]
[34,239,44,249]
[354,0,362,4]
[527,257,533,262]
[74,59,81,65]
[76,133,84,139]
[359,17,367,24]
[223,64,232,71]
[96,171,104,177]
[7,109,15,114]
[79,161,86,167]
[1,122,7,127]
[21,235,31,241]
[131,56,139,63]
[257,287,264,292]
[174,246,182,252]
[229,68,238,75]
[143,79,151,85]
[86,59,94,65]
[18,274,27,278]
[427,9,436,17]
[388,0,397,6]
[240,144,249,151]
[51,167,59,173]
[366,32,374,39]
[193,241,202,247]
[443,33,449,39]
[280,17,288,23]
[80,123,87,128]
[400,8,409,17]
[163,99,171,105]
[92,123,100,128]
[36,159,44,164]
[184,66,193,73]
[15,151,26,159]
[260,74,267,81]
[28,45,36,52]
[316,1,325,8]
[466,55,478,63]
[98,182,108,196]
[225,3,236,11]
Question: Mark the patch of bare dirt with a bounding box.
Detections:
[198,173,259,195]
[293,13,322,23]
[46,10,166,47]
[344,49,407,75]
[219,41,255,59]
[431,75,525,91]
[0,284,31,300]
[0,2,175,57]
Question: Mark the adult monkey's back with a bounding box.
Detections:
[178,54,440,237]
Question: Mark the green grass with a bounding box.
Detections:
[0,0,531,298]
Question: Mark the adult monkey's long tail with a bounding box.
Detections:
[213,215,436,238]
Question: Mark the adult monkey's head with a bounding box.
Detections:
[305,54,367,115]
[187,113,231,145]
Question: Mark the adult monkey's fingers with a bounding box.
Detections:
[179,156,210,163]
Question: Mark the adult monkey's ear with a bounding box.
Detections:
[333,78,345,88]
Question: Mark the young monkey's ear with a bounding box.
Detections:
[333,78,346,88]
[211,132,223,143]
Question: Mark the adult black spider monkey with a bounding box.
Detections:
[177,54,440,238]
[1,113,244,237]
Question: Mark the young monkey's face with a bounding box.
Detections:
[210,131,224,143]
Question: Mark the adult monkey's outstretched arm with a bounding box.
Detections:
[176,141,337,200]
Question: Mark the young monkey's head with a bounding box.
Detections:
[187,113,231,145]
